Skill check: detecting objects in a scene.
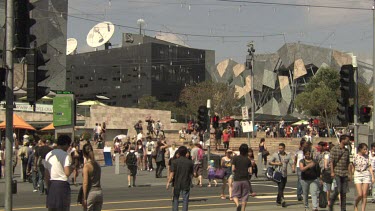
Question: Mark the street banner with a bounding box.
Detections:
[242,106,249,120]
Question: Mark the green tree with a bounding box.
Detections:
[358,83,372,106]
[179,81,241,117]
[294,67,339,131]
[138,95,159,109]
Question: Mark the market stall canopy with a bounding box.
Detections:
[40,123,54,131]
[19,96,53,101]
[291,120,309,126]
[77,100,107,106]
[219,117,234,123]
[0,114,36,130]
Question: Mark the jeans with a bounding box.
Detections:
[147,155,154,170]
[156,161,165,177]
[21,158,28,181]
[38,165,45,194]
[296,168,303,198]
[277,177,287,203]
[173,189,190,211]
[329,176,348,211]
[32,170,38,190]
[301,179,319,209]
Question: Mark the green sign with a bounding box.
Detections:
[53,96,72,127]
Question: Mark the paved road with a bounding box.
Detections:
[1,165,374,211]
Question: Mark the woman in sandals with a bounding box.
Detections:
[220,149,233,200]
[353,143,375,211]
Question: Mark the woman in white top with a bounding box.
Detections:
[352,143,375,211]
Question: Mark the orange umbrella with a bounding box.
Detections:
[40,123,55,131]
[0,114,36,130]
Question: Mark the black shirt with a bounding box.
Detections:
[232,155,251,181]
[35,145,52,159]
[171,156,193,190]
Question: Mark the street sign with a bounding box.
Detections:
[241,121,253,133]
[242,106,249,120]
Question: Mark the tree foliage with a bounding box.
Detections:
[179,81,241,117]
[294,68,339,127]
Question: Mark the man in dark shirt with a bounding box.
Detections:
[34,139,52,194]
[329,134,352,211]
[232,144,252,211]
[166,146,193,211]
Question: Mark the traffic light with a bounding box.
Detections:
[26,45,50,106]
[339,65,355,99]
[197,105,208,132]
[14,0,36,58]
[359,105,372,123]
[337,97,349,126]
[0,67,6,101]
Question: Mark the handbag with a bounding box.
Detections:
[262,150,270,157]
[214,168,225,179]
[321,169,333,184]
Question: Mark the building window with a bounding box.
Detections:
[84,84,88,87]
[79,76,84,79]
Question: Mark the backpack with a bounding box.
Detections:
[126,152,137,166]
[197,148,204,161]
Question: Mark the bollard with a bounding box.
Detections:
[12,180,17,194]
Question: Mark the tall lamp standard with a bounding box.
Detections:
[247,41,255,146]
[207,99,211,163]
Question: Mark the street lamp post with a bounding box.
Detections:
[207,99,211,163]
[247,42,255,147]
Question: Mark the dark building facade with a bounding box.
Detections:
[66,35,215,107]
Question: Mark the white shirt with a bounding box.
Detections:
[137,133,143,141]
[295,149,304,168]
[44,149,72,181]
[169,147,178,159]
[146,141,155,155]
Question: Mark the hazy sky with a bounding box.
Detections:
[67,0,374,64]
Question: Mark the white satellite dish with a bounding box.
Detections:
[86,21,115,48]
[66,38,78,55]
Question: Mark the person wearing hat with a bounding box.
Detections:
[18,141,31,182]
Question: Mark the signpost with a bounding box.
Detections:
[53,94,75,140]
[242,106,251,146]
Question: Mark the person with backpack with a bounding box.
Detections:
[299,148,320,211]
[125,145,137,187]
[294,138,308,201]
[191,143,204,187]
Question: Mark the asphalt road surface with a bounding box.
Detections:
[1,165,374,211]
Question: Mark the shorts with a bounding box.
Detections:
[127,166,137,176]
[354,171,371,184]
[137,153,143,159]
[193,164,203,177]
[231,180,250,202]
[323,182,333,192]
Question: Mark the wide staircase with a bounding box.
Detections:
[92,131,338,164]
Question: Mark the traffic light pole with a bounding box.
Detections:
[353,56,359,150]
[5,0,14,210]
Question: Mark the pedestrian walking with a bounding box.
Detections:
[259,138,268,170]
[329,134,352,211]
[320,143,333,207]
[231,144,252,211]
[44,135,73,211]
[223,129,230,150]
[155,140,168,178]
[353,143,375,211]
[145,137,155,171]
[370,143,375,203]
[294,138,307,201]
[269,143,296,207]
[81,143,103,211]
[221,149,233,200]
[299,148,320,211]
[166,146,194,211]
[207,160,217,187]
[18,141,30,182]
[34,139,52,195]
[191,143,204,187]
[136,139,144,171]
[125,145,137,187]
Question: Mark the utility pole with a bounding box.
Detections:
[352,55,359,149]
[5,0,14,210]
[247,41,255,147]
[372,0,375,146]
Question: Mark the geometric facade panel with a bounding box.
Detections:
[253,61,265,91]
[263,69,276,89]
[281,84,292,103]
[279,76,289,90]
[217,59,230,77]
[233,63,245,77]
[293,59,307,80]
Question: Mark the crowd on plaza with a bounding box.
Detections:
[1,116,375,211]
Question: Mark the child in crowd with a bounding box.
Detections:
[207,160,217,187]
